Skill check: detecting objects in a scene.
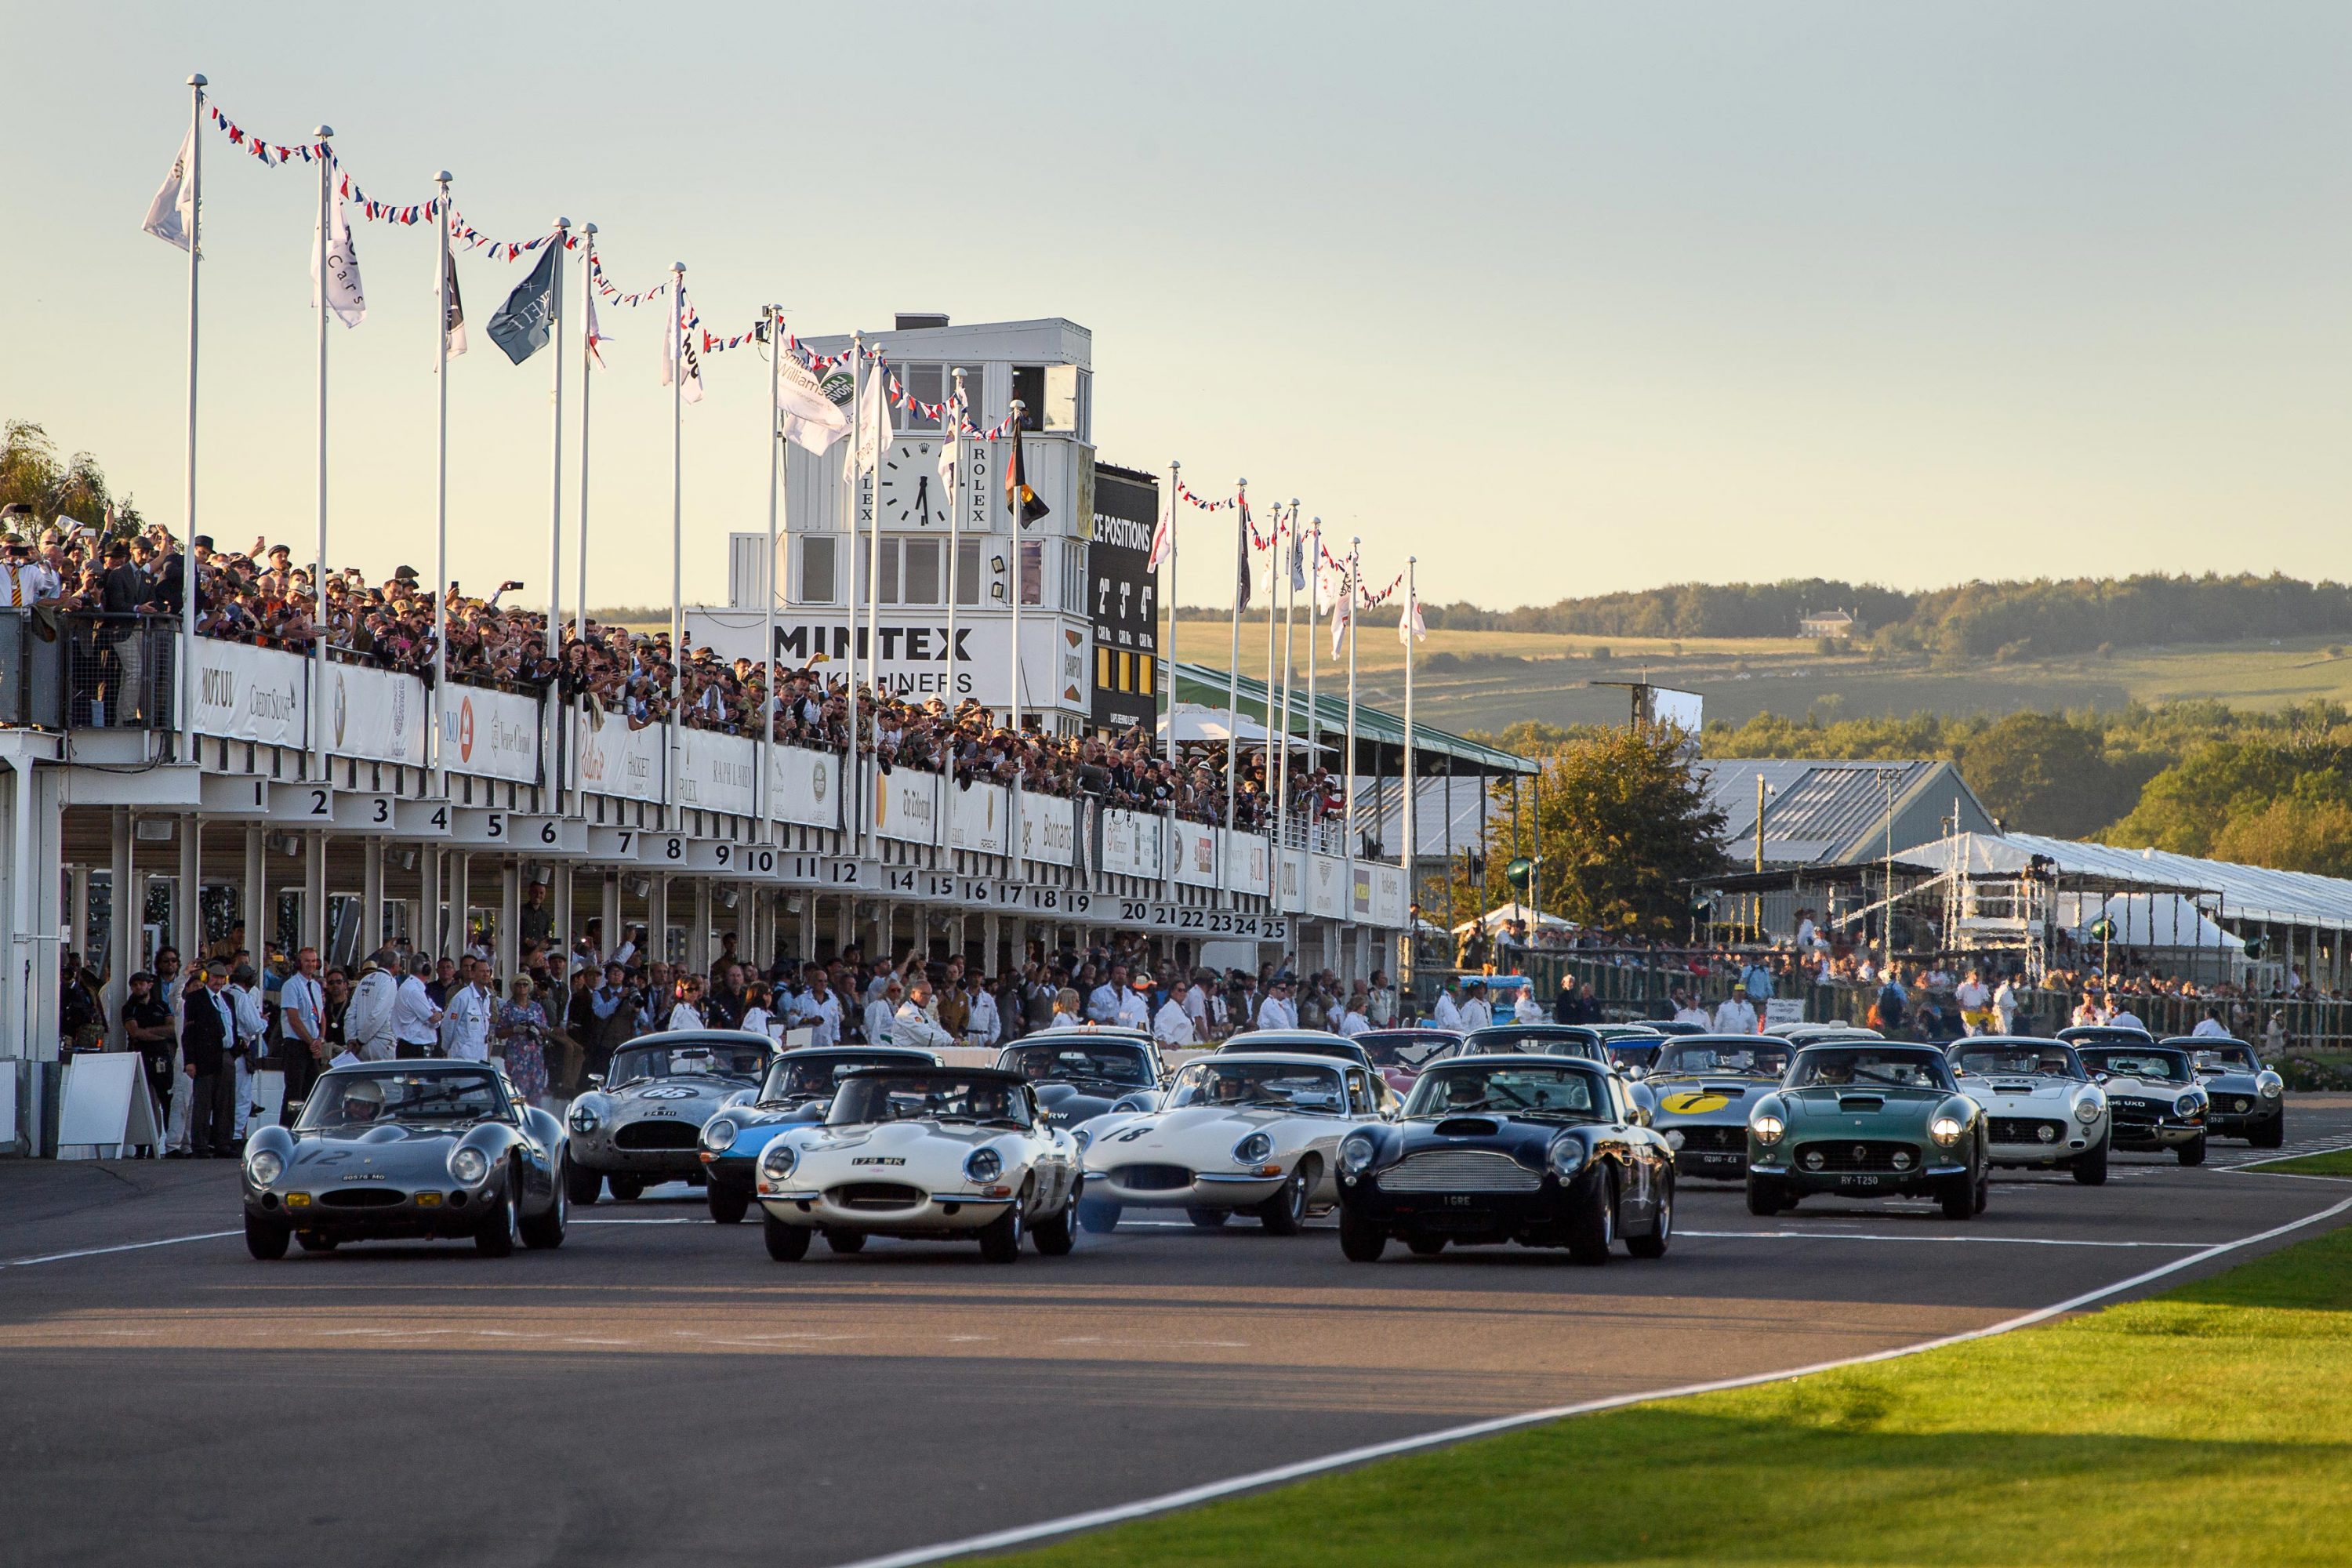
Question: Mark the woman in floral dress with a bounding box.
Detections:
[493,975,550,1108]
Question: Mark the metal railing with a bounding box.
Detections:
[64,613,177,729]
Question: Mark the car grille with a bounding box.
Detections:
[319,1188,406,1208]
[1989,1117,2067,1145]
[1109,1163,1194,1191]
[1793,1140,1918,1174]
[615,1120,702,1151]
[1377,1150,1543,1193]
[2111,1098,2164,1131]
[830,1182,927,1210]
[2215,1096,2256,1116]
[1675,1125,1744,1154]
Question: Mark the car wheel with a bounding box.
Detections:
[1626,1185,1672,1259]
[1566,1171,1615,1265]
[706,1185,750,1225]
[824,1228,867,1254]
[1185,1207,1230,1229]
[1744,1174,1782,1218]
[564,1160,603,1207]
[1972,1169,1990,1216]
[521,1157,568,1250]
[244,1212,291,1261]
[763,1214,812,1261]
[978,1200,1025,1263]
[1406,1234,1446,1257]
[475,1186,521,1255]
[1338,1209,1387,1262]
[608,1175,646,1201]
[1257,1160,1314,1236]
[1939,1174,1975,1221]
[2178,1134,2207,1167]
[1033,1195,1078,1257]
[294,1232,338,1253]
[1077,1199,1121,1235]
[2071,1139,2109,1185]
[2252,1116,2285,1149]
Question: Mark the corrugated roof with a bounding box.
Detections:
[1169,661,1537,776]
[1700,757,1992,866]
[1895,829,2352,935]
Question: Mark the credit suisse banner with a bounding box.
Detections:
[1371,864,1407,927]
[1101,808,1162,880]
[440,684,539,784]
[871,767,941,846]
[1225,831,1272,898]
[573,705,666,803]
[769,745,840,830]
[326,663,427,767]
[948,779,1011,856]
[1171,819,1219,888]
[191,641,305,748]
[1018,791,1076,866]
[677,729,759,817]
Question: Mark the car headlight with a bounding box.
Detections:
[2261,1077,2284,1099]
[965,1147,1004,1184]
[2175,1094,2200,1117]
[2074,1096,2103,1124]
[759,1142,798,1182]
[1073,1129,1092,1154]
[702,1117,739,1154]
[568,1107,601,1135]
[1929,1116,1963,1147]
[1751,1113,1785,1146]
[448,1146,490,1185]
[1339,1132,1377,1177]
[245,1149,284,1186]
[1549,1137,1587,1178]
[1232,1131,1273,1166]
[1664,1129,1686,1152]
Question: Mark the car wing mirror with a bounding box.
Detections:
[586,1073,604,1088]
[2093,1071,2110,1083]
[285,1099,304,1116]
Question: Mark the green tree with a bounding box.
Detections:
[0,419,143,535]
[1956,713,2125,839]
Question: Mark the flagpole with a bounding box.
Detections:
[668,263,685,848]
[575,225,594,646]
[866,358,884,743]
[844,334,863,858]
[947,368,967,717]
[1305,517,1320,849]
[312,126,333,790]
[545,218,569,811]
[432,170,452,800]
[1276,497,1298,880]
[764,303,782,844]
[1223,479,1246,908]
[1403,557,1417,922]
[1344,535,1360,926]
[179,74,204,753]
[1163,459,1179,774]
[1008,400,1026,736]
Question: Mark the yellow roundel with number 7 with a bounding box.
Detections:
[1661,1091,1731,1116]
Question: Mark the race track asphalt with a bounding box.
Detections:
[3,1098,2348,1568]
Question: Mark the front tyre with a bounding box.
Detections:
[1744,1174,1784,1218]
[763,1214,811,1261]
[1185,1207,1231,1229]
[1939,1174,1976,1221]
[1339,1209,1387,1262]
[294,1232,338,1253]
[706,1185,750,1225]
[475,1187,521,1255]
[1257,1161,1314,1236]
[1077,1199,1121,1235]
[1566,1171,1616,1265]
[1033,1196,1078,1257]
[1626,1185,1672,1259]
[608,1175,646,1202]
[2252,1116,2285,1150]
[2071,1139,2109,1185]
[565,1160,604,1207]
[244,1212,291,1261]
[521,1159,568,1250]
[978,1200,1025,1264]
[2178,1133,2208,1167]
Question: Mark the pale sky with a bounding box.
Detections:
[2,2,2347,612]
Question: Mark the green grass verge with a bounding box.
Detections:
[2245,1148,2352,1178]
[1001,1221,2352,1567]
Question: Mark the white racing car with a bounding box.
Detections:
[753,1065,1081,1263]
[1071,1052,1384,1233]
[1947,1036,2112,1184]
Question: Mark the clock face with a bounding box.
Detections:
[877,440,947,527]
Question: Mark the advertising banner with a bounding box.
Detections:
[1087,463,1160,731]
[871,766,942,847]
[1171,819,1219,888]
[1018,790,1076,866]
[191,641,306,748]
[1225,831,1271,898]
[688,608,1009,707]
[1102,808,1163,880]
[1306,852,1348,919]
[325,663,427,766]
[948,779,1011,856]
[441,684,540,784]
[574,704,666,803]
[1371,864,1408,928]
[677,728,759,817]
[770,745,842,830]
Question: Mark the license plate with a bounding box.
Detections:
[1443,1195,1472,1207]
[1838,1174,1883,1189]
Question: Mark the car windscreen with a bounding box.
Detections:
[1166,1061,1348,1114]
[608,1040,769,1087]
[1355,1033,1456,1070]
[301,1069,509,1127]
[1463,1029,1602,1060]
[2189,1047,2260,1074]
[826,1074,1033,1127]
[1787,1047,1956,1091]
[763,1053,915,1102]
[1656,1041,1792,1079]
[2077,1048,2192,1084]
[1951,1045,2086,1080]
[1404,1063,1606,1121]
[1000,1042,1154,1087]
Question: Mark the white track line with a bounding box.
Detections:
[1678,1229,2203,1248]
[826,1191,2352,1568]
[1,1231,240,1269]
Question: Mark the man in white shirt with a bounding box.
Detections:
[1458,982,1492,1033]
[227,966,267,1138]
[964,983,1002,1047]
[1512,981,1548,1024]
[1992,975,2020,1035]
[892,981,957,1052]
[346,949,399,1062]
[1366,973,1398,1029]
[441,957,494,1062]
[392,953,444,1058]
[1335,997,1370,1037]
[1115,975,1152,1029]
[1254,978,1298,1032]
[1670,989,1712,1029]
[866,981,902,1046]
[2190,1009,2229,1038]
[1152,987,1196,1047]
[2107,1002,2146,1033]
[1954,968,1991,1036]
[798,970,843,1050]
[1182,974,1211,1036]
[1431,982,1464,1032]
[1712,982,1760,1036]
[278,946,327,1109]
[1087,964,1127,1025]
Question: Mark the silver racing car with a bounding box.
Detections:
[565,1032,774,1203]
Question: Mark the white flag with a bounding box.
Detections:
[437,250,467,363]
[310,163,366,328]
[662,289,703,404]
[142,128,197,251]
[844,358,893,483]
[584,292,610,368]
[1399,593,1425,644]
[1147,495,1173,570]
[775,348,852,455]
[1330,588,1352,658]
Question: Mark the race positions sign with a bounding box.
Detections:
[1089,461,1160,732]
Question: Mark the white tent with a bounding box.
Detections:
[1454,902,1576,935]
[2059,892,2245,956]
[1159,702,1269,746]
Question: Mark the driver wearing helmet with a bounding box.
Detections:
[338,1077,387,1123]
